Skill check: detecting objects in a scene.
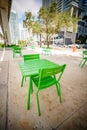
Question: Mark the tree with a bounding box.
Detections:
[23,1,79,48]
[78,35,86,44]
[38,1,78,47]
[38,0,58,47]
[23,11,42,44]
[23,12,34,31]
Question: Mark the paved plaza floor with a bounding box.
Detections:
[0,47,87,130]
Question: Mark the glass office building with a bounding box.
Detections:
[42,0,52,8]
[9,10,19,44]
[57,0,87,18]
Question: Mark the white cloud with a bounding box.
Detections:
[12,0,42,18]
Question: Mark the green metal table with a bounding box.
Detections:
[19,59,59,109]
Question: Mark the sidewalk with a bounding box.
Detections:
[27,46,82,57]
[0,48,87,130]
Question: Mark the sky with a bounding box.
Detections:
[11,0,42,22]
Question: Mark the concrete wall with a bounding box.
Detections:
[0,8,11,45]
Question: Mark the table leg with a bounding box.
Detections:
[27,77,33,109]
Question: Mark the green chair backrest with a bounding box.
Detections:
[83,50,87,57]
[23,54,40,62]
[42,47,51,54]
[12,45,21,51]
[12,45,22,58]
[38,64,66,88]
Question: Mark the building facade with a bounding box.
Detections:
[42,0,52,8]
[9,10,19,44]
[56,0,86,17]
[42,0,87,44]
[19,23,30,41]
[42,0,87,18]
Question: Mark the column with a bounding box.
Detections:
[1,8,11,45]
[71,6,74,17]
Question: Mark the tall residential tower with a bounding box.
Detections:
[9,10,19,44]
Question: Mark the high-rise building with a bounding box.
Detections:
[19,23,30,41]
[42,0,52,8]
[57,0,87,18]
[9,10,19,44]
[42,0,87,18]
[42,0,87,44]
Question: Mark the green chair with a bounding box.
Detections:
[21,54,40,87]
[12,45,22,58]
[28,64,66,116]
[30,45,35,49]
[23,54,40,62]
[42,47,51,55]
[79,50,87,68]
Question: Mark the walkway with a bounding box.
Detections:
[0,47,87,130]
[27,46,82,57]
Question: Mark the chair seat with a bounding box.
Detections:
[84,57,87,60]
[14,50,21,53]
[32,76,57,90]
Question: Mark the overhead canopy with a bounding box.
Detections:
[0,0,12,44]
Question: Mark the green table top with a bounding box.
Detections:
[19,59,59,77]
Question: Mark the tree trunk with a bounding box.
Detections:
[47,35,49,48]
[46,28,49,48]
[40,34,42,47]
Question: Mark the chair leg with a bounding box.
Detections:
[59,84,62,103]
[79,59,87,68]
[27,78,32,110]
[81,60,86,67]
[36,91,41,116]
[56,83,62,103]
[56,83,60,96]
[79,59,83,67]
[21,76,25,87]
[30,77,33,93]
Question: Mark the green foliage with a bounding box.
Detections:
[0,43,17,48]
[38,3,78,47]
[23,1,79,48]
[0,43,5,48]
[23,11,41,35]
[18,40,26,47]
[38,4,58,47]
[27,36,36,46]
[23,12,34,31]
[49,0,57,13]
[29,36,33,41]
[78,35,86,44]
[32,21,42,34]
